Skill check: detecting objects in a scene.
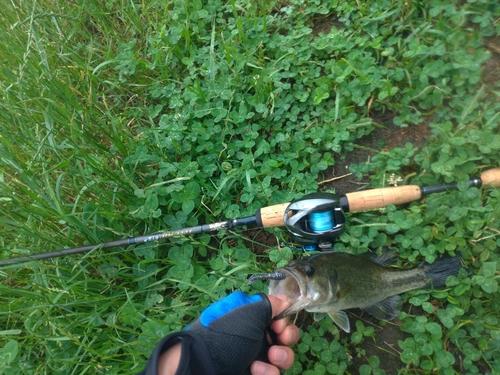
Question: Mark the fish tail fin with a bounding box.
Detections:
[423,253,464,289]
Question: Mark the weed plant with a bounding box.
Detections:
[1,0,499,374]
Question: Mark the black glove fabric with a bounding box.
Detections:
[137,292,274,375]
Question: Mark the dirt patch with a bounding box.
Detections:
[348,309,409,375]
[482,36,500,99]
[322,114,433,194]
[312,14,344,36]
[483,36,500,77]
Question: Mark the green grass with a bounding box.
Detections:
[1,0,500,374]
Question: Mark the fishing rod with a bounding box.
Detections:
[1,168,499,266]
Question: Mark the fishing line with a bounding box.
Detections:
[307,210,336,232]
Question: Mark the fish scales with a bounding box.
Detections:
[381,268,429,291]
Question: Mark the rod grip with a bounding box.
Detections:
[481,168,500,188]
[344,185,422,212]
[256,203,290,228]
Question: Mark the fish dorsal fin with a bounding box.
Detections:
[313,313,327,322]
[328,310,351,333]
[369,247,399,267]
[362,295,403,321]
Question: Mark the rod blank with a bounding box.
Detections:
[0,218,256,266]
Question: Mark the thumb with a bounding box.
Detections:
[267,294,292,319]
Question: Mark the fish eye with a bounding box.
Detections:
[304,265,315,277]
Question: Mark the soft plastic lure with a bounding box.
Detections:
[248,271,287,285]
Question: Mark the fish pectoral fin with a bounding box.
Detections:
[336,283,354,301]
[362,295,403,321]
[313,313,327,322]
[327,310,351,333]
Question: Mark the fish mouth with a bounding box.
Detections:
[268,268,310,319]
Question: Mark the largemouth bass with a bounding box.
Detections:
[252,249,463,333]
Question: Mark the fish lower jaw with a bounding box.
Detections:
[304,306,329,313]
[276,298,314,318]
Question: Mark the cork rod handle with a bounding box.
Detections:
[344,185,422,212]
[480,168,500,188]
[256,203,290,228]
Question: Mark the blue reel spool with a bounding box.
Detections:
[307,210,336,232]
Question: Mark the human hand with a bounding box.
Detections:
[155,293,300,375]
[250,294,300,375]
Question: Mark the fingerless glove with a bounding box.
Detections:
[137,292,273,375]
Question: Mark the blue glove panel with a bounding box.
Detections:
[200,292,263,327]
